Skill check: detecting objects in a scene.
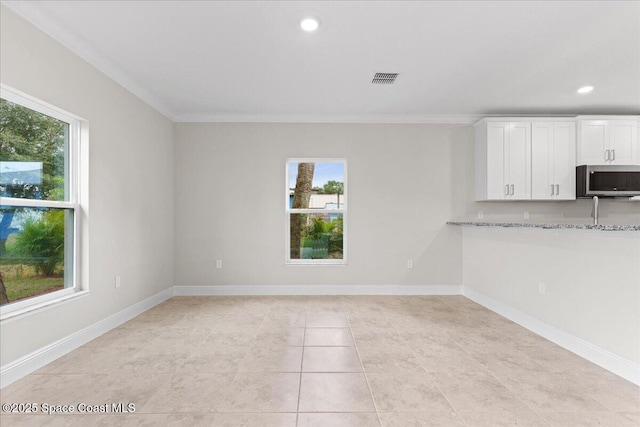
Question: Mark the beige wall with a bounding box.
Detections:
[2,0,639,375]
[0,6,175,366]
[173,120,640,369]
[462,226,640,364]
[456,120,640,367]
[173,119,639,288]
[174,123,467,287]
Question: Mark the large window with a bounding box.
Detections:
[286,159,346,265]
[0,88,80,313]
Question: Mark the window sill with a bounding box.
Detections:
[286,262,348,267]
[0,290,90,322]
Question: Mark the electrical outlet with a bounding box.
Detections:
[407,259,413,269]
[477,211,484,220]
[538,282,546,295]
[524,211,530,220]
[115,276,121,289]
[216,260,222,269]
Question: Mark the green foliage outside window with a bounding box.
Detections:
[0,99,66,201]
[1,97,69,304]
[302,216,343,259]
[10,210,65,277]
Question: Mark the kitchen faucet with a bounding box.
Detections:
[591,196,599,225]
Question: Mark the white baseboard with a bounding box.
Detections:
[462,287,640,386]
[174,284,463,296]
[3,285,637,389]
[0,287,174,389]
[0,284,457,389]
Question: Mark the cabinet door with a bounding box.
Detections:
[507,122,531,199]
[486,122,509,199]
[579,120,608,165]
[531,123,554,199]
[609,120,638,164]
[553,122,576,200]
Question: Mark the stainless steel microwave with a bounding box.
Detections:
[576,165,640,198]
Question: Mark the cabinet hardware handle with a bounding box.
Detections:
[505,184,509,196]
[510,184,515,195]
[612,149,616,161]
[551,184,555,195]
[556,184,560,195]
[605,149,610,161]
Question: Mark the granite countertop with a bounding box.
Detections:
[447,221,640,232]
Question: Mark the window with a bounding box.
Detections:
[0,87,81,313]
[286,159,346,265]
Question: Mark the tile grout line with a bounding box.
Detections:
[192,301,256,417]
[204,301,265,417]
[388,310,470,426]
[6,297,635,424]
[441,327,554,426]
[295,309,307,426]
[345,305,383,427]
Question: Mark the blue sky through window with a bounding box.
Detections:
[289,162,344,189]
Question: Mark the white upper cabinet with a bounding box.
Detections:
[610,121,638,164]
[476,120,531,200]
[506,122,531,199]
[477,116,637,201]
[578,119,638,165]
[531,122,576,200]
[484,122,508,200]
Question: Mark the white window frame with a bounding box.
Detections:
[0,85,86,320]
[285,158,347,266]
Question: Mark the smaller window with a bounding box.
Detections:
[286,159,347,265]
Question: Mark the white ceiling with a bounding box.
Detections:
[3,0,640,122]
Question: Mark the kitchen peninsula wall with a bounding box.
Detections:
[449,122,640,384]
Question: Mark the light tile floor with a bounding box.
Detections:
[1,296,638,426]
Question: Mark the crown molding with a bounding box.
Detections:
[2,1,177,121]
[173,113,483,124]
[3,2,478,125]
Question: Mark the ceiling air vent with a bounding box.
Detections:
[372,73,398,84]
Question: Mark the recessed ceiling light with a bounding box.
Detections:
[577,85,594,94]
[300,17,320,32]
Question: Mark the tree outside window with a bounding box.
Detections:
[286,159,346,265]
[0,94,78,307]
